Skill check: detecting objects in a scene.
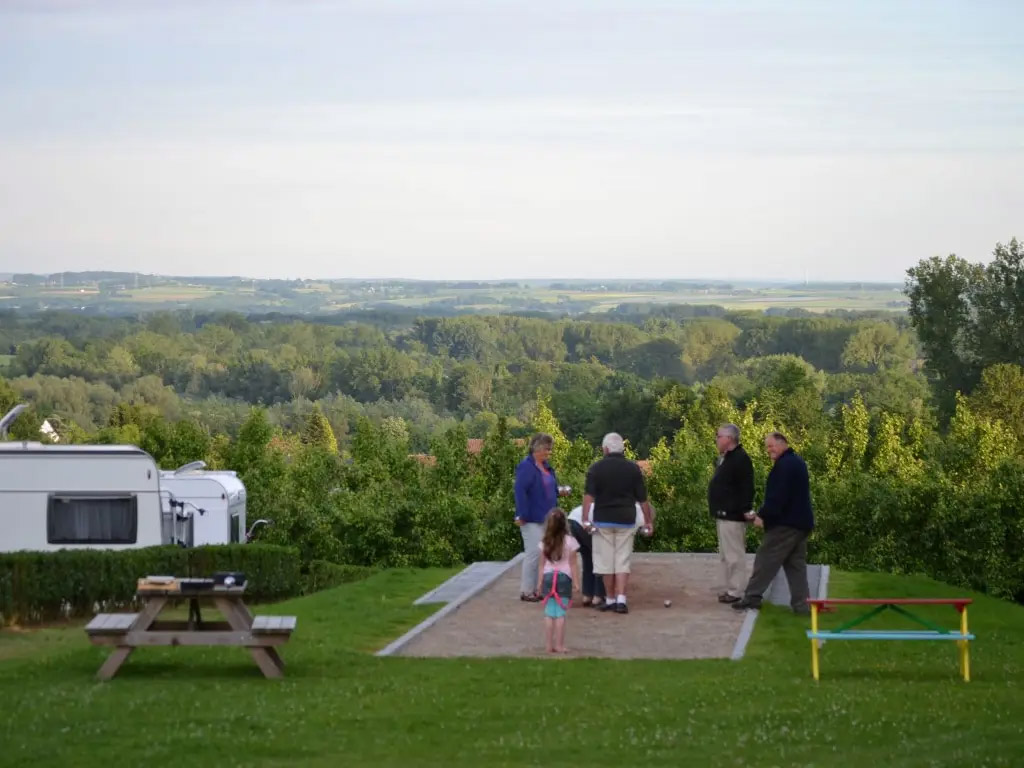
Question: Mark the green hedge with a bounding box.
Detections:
[0,544,302,626]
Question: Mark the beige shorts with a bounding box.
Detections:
[592,526,637,574]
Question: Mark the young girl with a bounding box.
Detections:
[536,507,580,654]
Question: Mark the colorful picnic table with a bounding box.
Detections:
[806,598,974,682]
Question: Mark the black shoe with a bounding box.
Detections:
[615,602,629,614]
[731,599,759,611]
[718,594,741,604]
[599,600,618,612]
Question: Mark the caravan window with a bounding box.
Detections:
[230,512,241,543]
[47,495,138,544]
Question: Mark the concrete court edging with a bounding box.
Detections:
[376,552,525,657]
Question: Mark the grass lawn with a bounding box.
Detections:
[1,568,1022,767]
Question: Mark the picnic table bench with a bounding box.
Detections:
[85,583,296,681]
[806,598,974,682]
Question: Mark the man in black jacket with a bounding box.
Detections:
[707,423,755,604]
[733,432,815,614]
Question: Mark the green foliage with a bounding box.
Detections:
[906,238,1024,413]
[529,392,570,461]
[971,363,1024,437]
[0,374,16,414]
[840,322,916,372]
[0,544,301,626]
[300,404,338,453]
[824,393,870,478]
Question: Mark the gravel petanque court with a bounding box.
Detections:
[393,554,750,659]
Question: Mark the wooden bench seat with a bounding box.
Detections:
[85,613,139,634]
[251,615,297,634]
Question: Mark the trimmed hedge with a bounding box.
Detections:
[0,544,302,626]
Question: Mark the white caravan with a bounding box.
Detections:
[0,442,164,552]
[159,462,247,547]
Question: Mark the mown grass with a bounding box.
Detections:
[0,568,1021,767]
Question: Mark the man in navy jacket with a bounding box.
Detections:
[733,432,814,614]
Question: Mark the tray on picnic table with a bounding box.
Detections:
[136,575,247,595]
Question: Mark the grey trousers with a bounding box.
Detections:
[519,522,544,595]
[744,525,810,611]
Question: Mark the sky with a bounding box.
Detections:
[0,0,1022,282]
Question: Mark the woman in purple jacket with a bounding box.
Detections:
[514,433,565,601]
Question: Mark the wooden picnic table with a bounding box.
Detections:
[85,584,296,681]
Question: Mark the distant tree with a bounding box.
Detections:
[380,415,410,446]
[841,322,916,372]
[0,375,16,416]
[288,365,320,400]
[905,254,982,411]
[530,393,570,458]
[969,238,1024,368]
[678,318,741,376]
[970,363,1024,439]
[905,239,1024,412]
[301,404,338,453]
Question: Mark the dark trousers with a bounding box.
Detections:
[569,520,606,599]
[744,525,810,611]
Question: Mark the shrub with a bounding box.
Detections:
[0,544,301,626]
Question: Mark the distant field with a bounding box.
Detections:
[0,355,12,370]
[113,286,220,302]
[380,295,459,307]
[555,291,662,301]
[0,275,909,315]
[38,288,99,296]
[347,287,906,314]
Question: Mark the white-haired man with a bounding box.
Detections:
[581,433,653,614]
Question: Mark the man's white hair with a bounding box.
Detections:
[602,432,625,454]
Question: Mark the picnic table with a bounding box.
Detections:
[806,598,973,682]
[85,582,296,681]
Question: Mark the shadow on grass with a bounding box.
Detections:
[106,660,273,681]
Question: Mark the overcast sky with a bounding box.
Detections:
[1,0,1021,281]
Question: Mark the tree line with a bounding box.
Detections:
[0,305,924,454]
